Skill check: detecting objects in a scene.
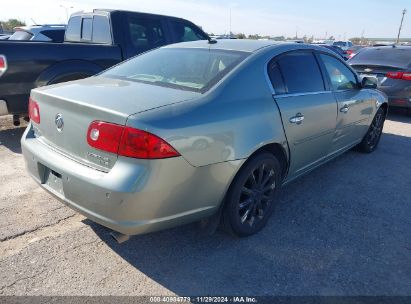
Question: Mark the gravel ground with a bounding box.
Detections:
[0,111,410,296]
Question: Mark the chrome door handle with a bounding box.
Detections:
[289,113,305,124]
[340,105,349,113]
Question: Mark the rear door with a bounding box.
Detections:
[318,53,373,153]
[268,51,338,177]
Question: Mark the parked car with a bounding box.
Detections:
[349,45,411,115]
[318,44,349,60]
[346,45,366,59]
[0,9,209,123]
[333,40,353,51]
[21,40,387,240]
[9,25,67,42]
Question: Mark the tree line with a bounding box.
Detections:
[0,19,26,32]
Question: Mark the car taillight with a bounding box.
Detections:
[87,121,180,159]
[87,121,124,154]
[346,50,353,55]
[386,71,411,80]
[28,97,40,124]
[0,55,7,77]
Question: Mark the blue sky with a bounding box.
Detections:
[2,0,410,38]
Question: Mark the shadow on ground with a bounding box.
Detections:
[0,127,25,154]
[386,108,411,123]
[88,131,411,296]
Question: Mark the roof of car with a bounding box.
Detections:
[166,39,287,53]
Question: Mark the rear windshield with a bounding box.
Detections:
[350,47,411,67]
[102,48,248,93]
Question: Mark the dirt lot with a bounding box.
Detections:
[0,111,410,296]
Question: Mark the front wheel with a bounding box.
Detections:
[222,152,282,237]
[357,107,385,153]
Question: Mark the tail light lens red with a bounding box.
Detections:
[87,121,180,159]
[0,56,6,69]
[386,71,411,81]
[28,97,40,124]
[0,55,7,77]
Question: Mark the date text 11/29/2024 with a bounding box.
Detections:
[149,296,257,303]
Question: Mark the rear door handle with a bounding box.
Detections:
[289,113,305,124]
[340,104,350,113]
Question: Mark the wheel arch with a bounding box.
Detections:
[35,59,104,87]
[251,143,289,180]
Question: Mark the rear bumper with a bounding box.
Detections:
[378,86,411,109]
[21,123,242,235]
[387,97,411,109]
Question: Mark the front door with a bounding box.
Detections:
[318,53,373,153]
[268,51,338,178]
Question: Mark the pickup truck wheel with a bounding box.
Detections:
[357,107,385,153]
[223,152,282,237]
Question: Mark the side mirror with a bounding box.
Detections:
[361,76,378,89]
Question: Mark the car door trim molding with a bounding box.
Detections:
[274,91,331,99]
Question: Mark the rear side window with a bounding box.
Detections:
[127,17,166,52]
[8,30,33,40]
[81,18,93,41]
[92,15,111,44]
[268,61,286,95]
[169,20,208,42]
[65,16,81,41]
[320,54,357,90]
[277,52,325,94]
[41,30,65,42]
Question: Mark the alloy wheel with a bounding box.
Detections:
[238,163,276,227]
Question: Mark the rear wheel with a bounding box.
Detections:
[223,152,282,237]
[407,108,411,117]
[357,107,385,153]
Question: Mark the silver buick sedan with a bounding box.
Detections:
[21,40,387,239]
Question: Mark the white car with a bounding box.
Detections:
[333,40,353,51]
[9,24,66,42]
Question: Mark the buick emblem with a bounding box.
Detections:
[55,113,64,132]
[364,68,373,73]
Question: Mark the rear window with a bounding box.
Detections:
[92,15,111,44]
[350,47,411,67]
[65,16,81,41]
[102,48,248,93]
[277,52,325,94]
[81,18,93,41]
[9,30,33,40]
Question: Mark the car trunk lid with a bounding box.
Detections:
[30,76,199,171]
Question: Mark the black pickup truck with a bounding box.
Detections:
[0,9,209,123]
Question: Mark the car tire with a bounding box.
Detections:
[222,152,282,237]
[357,107,385,153]
[407,108,411,117]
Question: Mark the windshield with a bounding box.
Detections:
[102,48,249,93]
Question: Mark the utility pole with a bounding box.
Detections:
[60,5,73,23]
[396,8,407,44]
[229,8,232,36]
